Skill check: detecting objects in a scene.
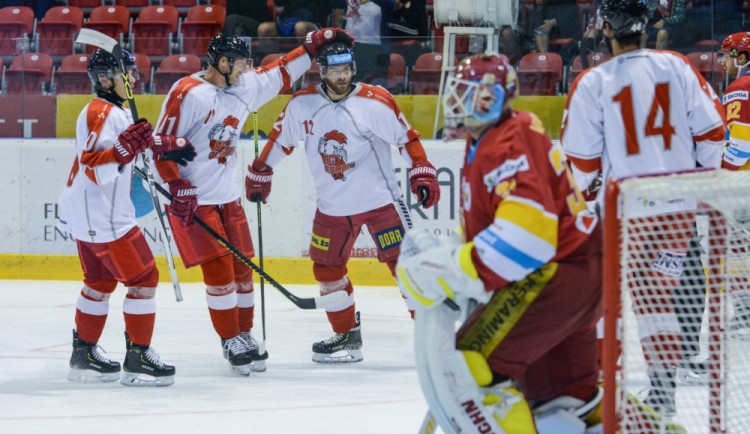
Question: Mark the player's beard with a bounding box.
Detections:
[324,76,352,97]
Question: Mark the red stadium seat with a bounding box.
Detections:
[35,6,84,56]
[81,6,130,53]
[180,5,226,56]
[687,51,723,93]
[0,6,35,56]
[5,52,54,95]
[152,54,202,94]
[568,52,611,89]
[130,5,179,58]
[410,52,446,95]
[68,1,104,14]
[54,54,91,94]
[133,52,152,94]
[517,52,563,96]
[387,53,407,94]
[162,0,200,15]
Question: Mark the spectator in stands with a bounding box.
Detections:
[644,0,687,50]
[499,25,535,67]
[528,0,580,53]
[333,0,395,87]
[223,0,272,38]
[674,0,743,50]
[387,0,428,67]
[256,0,333,52]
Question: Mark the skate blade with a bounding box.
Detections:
[312,349,363,364]
[230,364,251,376]
[120,371,175,387]
[729,327,750,341]
[67,368,120,383]
[676,367,707,385]
[250,359,267,372]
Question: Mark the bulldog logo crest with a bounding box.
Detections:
[208,115,239,164]
[318,130,355,180]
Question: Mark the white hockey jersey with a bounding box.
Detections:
[154,46,311,205]
[561,49,726,202]
[261,83,422,216]
[58,98,138,243]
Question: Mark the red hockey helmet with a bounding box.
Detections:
[719,32,750,63]
[442,53,518,140]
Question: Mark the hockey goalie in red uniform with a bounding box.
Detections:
[396,53,604,432]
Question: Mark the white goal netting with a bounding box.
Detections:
[604,170,750,434]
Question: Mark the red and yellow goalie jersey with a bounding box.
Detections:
[722,71,750,170]
[461,110,599,291]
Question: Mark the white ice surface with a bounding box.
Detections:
[0,280,428,433]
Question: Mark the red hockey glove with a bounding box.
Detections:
[113,120,154,165]
[409,161,440,209]
[153,135,197,167]
[245,158,274,204]
[304,28,354,57]
[168,179,198,225]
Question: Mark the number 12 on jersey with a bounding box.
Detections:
[612,83,675,155]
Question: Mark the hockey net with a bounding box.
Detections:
[603,170,750,434]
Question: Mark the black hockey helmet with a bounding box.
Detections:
[599,0,648,39]
[87,48,137,91]
[316,42,356,78]
[207,33,251,69]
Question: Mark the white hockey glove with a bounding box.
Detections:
[396,231,488,308]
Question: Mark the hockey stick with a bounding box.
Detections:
[133,167,348,310]
[75,28,183,302]
[253,111,268,356]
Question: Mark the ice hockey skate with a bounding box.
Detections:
[120,332,175,387]
[643,368,676,416]
[239,331,268,372]
[222,335,253,376]
[67,329,121,383]
[312,311,363,363]
[676,354,708,384]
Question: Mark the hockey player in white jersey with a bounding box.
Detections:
[245,41,441,363]
[561,0,727,415]
[58,49,196,386]
[153,30,351,375]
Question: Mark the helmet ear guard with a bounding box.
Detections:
[207,33,252,86]
[598,0,648,39]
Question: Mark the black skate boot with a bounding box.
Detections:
[643,367,676,416]
[312,311,363,363]
[222,335,253,376]
[67,329,120,383]
[239,331,268,372]
[121,332,175,387]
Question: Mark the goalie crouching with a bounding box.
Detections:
[396,53,603,433]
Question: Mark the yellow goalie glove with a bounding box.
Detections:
[396,231,489,307]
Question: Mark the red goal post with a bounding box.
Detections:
[603,169,750,434]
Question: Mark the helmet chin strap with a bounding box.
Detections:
[734,57,748,79]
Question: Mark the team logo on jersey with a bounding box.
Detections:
[318,130,355,181]
[724,91,749,104]
[483,156,529,193]
[208,115,240,164]
[461,179,472,212]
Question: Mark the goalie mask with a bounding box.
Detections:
[719,32,750,79]
[88,48,138,94]
[207,33,252,87]
[442,53,518,141]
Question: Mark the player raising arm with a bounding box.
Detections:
[396,53,603,432]
[245,41,440,364]
[153,30,351,376]
[58,49,195,387]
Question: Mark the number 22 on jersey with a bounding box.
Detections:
[612,83,675,155]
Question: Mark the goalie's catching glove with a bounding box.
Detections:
[304,28,354,57]
[153,135,197,167]
[409,161,440,208]
[396,231,488,307]
[113,120,154,165]
[168,179,198,225]
[245,158,274,203]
